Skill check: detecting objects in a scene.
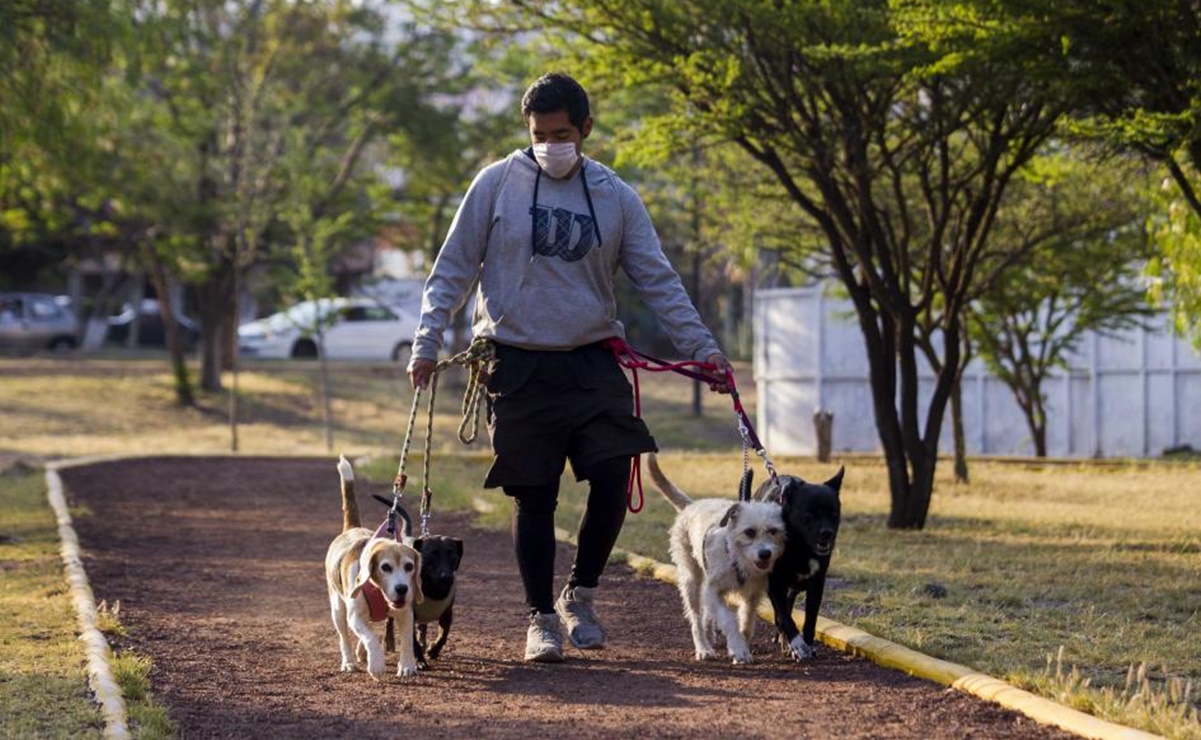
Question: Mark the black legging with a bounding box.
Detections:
[506,456,632,614]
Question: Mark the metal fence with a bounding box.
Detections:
[754,286,1201,458]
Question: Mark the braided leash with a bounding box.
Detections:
[390,337,496,538]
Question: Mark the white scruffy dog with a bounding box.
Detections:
[647,454,786,664]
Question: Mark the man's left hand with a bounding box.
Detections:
[705,352,733,394]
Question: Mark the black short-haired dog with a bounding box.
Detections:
[753,468,843,661]
[371,494,463,668]
[410,533,463,666]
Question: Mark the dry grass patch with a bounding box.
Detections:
[6,356,1197,737]
[602,453,1201,739]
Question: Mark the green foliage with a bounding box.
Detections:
[1045,0,1201,352]
[969,148,1158,454]
[1050,0,1201,164]
[464,0,1072,528]
[0,1,124,161]
[1149,167,1201,352]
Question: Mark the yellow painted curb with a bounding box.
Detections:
[610,545,1162,740]
[45,462,131,740]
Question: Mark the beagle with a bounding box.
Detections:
[324,456,422,679]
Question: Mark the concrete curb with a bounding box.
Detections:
[44,461,131,740]
[611,545,1162,740]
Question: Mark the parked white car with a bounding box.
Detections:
[0,292,79,353]
[237,297,418,363]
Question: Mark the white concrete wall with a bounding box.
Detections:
[754,286,1201,458]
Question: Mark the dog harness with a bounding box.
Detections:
[414,586,455,625]
[361,521,407,623]
[361,581,391,623]
[702,524,748,587]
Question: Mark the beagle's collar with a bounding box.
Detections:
[361,582,390,623]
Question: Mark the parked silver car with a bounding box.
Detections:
[0,292,80,353]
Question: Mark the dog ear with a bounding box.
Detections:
[824,466,845,493]
[451,538,464,567]
[719,502,742,528]
[410,538,424,553]
[407,545,424,604]
[349,540,380,599]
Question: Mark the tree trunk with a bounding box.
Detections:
[197,257,235,392]
[317,326,334,452]
[855,295,959,530]
[1032,423,1047,458]
[1029,390,1048,457]
[951,383,969,483]
[142,241,195,407]
[813,408,834,463]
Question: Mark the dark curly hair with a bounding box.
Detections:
[521,72,591,130]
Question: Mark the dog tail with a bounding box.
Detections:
[646,453,692,511]
[337,454,361,532]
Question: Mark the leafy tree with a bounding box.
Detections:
[119,0,454,391]
[1,2,129,294]
[1050,0,1201,348]
[969,150,1156,457]
[452,0,1071,528]
[1148,168,1201,352]
[376,37,533,353]
[0,1,121,160]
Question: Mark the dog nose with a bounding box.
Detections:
[757,548,773,562]
[394,584,408,598]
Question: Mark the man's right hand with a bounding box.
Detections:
[407,357,436,389]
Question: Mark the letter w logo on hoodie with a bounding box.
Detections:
[531,205,597,262]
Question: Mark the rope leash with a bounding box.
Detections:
[388,337,496,538]
[603,337,781,510]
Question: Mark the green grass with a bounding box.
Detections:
[0,470,104,739]
[2,355,1199,738]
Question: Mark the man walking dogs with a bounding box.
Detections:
[408,72,731,663]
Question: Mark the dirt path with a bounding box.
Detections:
[62,457,1073,739]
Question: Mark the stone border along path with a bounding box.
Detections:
[46,459,132,740]
[45,455,1160,740]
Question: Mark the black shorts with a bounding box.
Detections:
[482,341,658,489]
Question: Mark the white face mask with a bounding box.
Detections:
[532,142,580,179]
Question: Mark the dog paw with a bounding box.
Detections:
[397,663,419,678]
[788,635,816,661]
[339,661,357,673]
[694,647,718,661]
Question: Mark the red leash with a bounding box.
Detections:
[603,338,779,512]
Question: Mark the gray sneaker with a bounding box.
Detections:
[524,612,564,663]
[555,584,605,649]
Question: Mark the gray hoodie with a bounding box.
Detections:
[413,149,721,361]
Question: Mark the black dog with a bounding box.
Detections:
[754,468,843,661]
[410,533,463,666]
[371,495,464,667]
